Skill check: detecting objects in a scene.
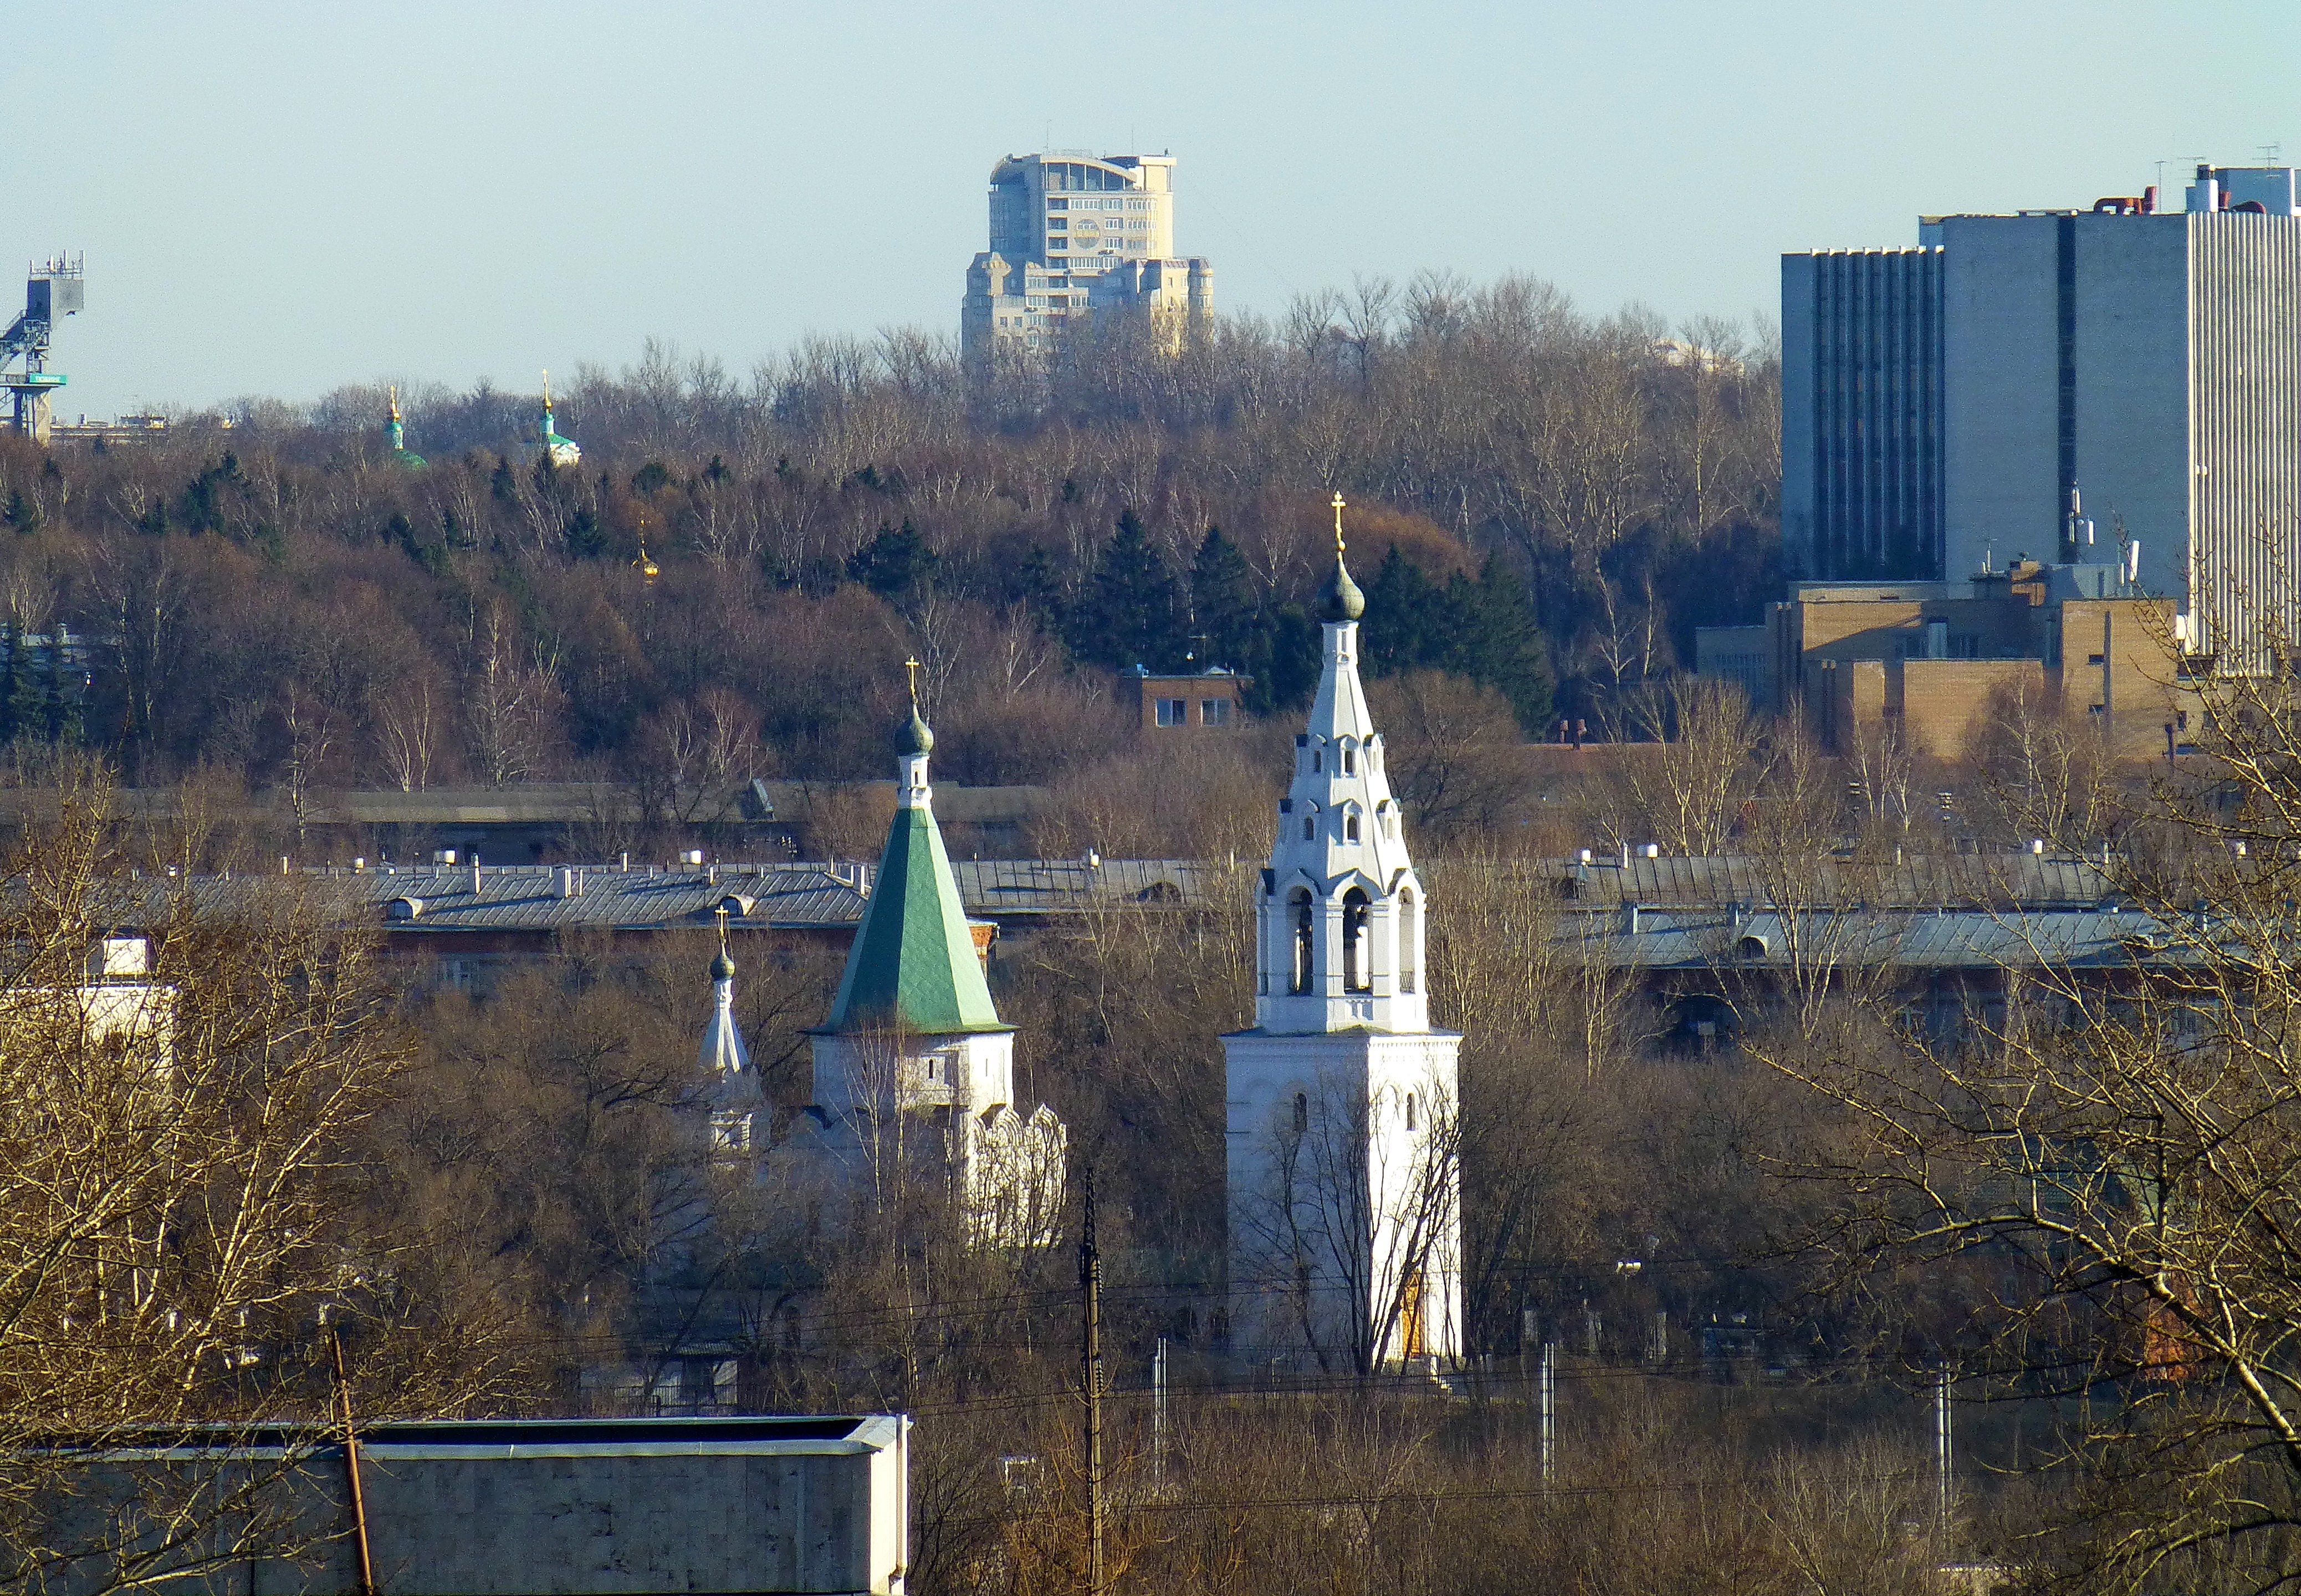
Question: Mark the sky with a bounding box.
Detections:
[9,1,2299,418]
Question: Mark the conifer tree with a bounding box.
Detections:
[1072,512,1185,673]
[1188,526,1258,672]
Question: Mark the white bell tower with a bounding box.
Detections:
[1223,494,1464,1370]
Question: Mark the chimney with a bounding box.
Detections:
[557,867,575,898]
[471,858,483,894]
[1622,902,1643,935]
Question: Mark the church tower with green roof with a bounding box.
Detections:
[385,386,426,469]
[800,676,1066,1246]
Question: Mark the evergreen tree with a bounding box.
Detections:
[1439,557,1555,730]
[0,623,22,744]
[846,521,938,608]
[1072,513,1185,673]
[1189,526,1259,672]
[1359,547,1443,680]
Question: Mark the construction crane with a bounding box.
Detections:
[2,255,83,443]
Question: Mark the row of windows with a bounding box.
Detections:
[1297,807,1395,843]
[1155,696,1231,726]
[1047,196,1153,211]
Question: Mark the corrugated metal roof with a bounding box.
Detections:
[1563,904,2192,971]
[1540,852,2114,910]
[69,857,1220,937]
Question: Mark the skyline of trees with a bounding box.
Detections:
[0,273,1779,808]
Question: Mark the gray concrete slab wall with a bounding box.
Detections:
[1943,215,2060,580]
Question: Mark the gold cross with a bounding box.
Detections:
[715,904,729,950]
[541,368,552,407]
[904,655,922,705]
[388,383,400,422]
[1331,490,1347,555]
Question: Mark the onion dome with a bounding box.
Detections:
[710,947,737,982]
[1318,553,1365,623]
[896,705,935,756]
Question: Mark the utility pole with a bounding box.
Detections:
[1538,1342,1556,1486]
[329,1327,376,1596]
[1081,1167,1105,1596]
[1152,1335,1169,1495]
[1935,1363,1954,1537]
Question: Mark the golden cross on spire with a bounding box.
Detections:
[715,904,729,950]
[541,368,552,407]
[1331,490,1347,555]
[904,655,922,707]
[388,383,400,422]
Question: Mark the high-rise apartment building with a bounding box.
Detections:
[961,152,1213,359]
[1783,165,2301,660]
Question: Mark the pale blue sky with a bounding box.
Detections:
[10,1,2297,417]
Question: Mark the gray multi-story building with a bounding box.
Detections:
[1783,164,2301,662]
[962,152,1213,360]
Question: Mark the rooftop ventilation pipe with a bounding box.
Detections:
[1622,902,1643,935]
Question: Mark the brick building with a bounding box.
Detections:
[1127,666,1247,733]
[1702,560,2195,759]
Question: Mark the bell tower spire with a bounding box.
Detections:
[1253,493,1424,1034]
[1222,489,1463,1369]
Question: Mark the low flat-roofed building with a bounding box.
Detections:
[1698,560,2194,759]
[28,1414,909,1596]
[1126,666,1247,733]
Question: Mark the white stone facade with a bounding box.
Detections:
[1224,596,1463,1370]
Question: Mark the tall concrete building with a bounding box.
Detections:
[1783,164,2301,662]
[962,152,1213,359]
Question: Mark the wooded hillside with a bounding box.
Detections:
[0,275,1778,795]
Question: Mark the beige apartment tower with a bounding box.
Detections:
[962,152,1213,359]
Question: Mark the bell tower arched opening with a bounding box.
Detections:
[1398,888,1419,995]
[1342,887,1372,993]
[1290,889,1315,994]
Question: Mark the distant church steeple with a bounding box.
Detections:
[791,664,1067,1247]
[385,385,426,469]
[700,909,763,1153]
[540,369,581,467]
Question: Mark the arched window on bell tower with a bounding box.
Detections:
[1398,887,1420,994]
[1342,887,1372,993]
[1289,889,1315,994]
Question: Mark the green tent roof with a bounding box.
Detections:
[818,804,1008,1036]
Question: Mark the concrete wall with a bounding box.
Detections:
[33,1416,909,1596]
[2070,216,2190,596]
[1942,215,2062,581]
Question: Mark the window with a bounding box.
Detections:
[1312,749,1322,772]
[1293,1091,1309,1133]
[1290,892,1315,994]
[1342,745,1356,774]
[1345,812,1361,843]
[1302,817,1315,841]
[1200,698,1230,726]
[1155,698,1186,727]
[1342,887,1372,993]
[1399,888,1419,993]
[1405,1092,1417,1132]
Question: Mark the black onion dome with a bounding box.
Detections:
[895,705,935,756]
[710,947,737,981]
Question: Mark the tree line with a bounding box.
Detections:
[0,273,1777,803]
